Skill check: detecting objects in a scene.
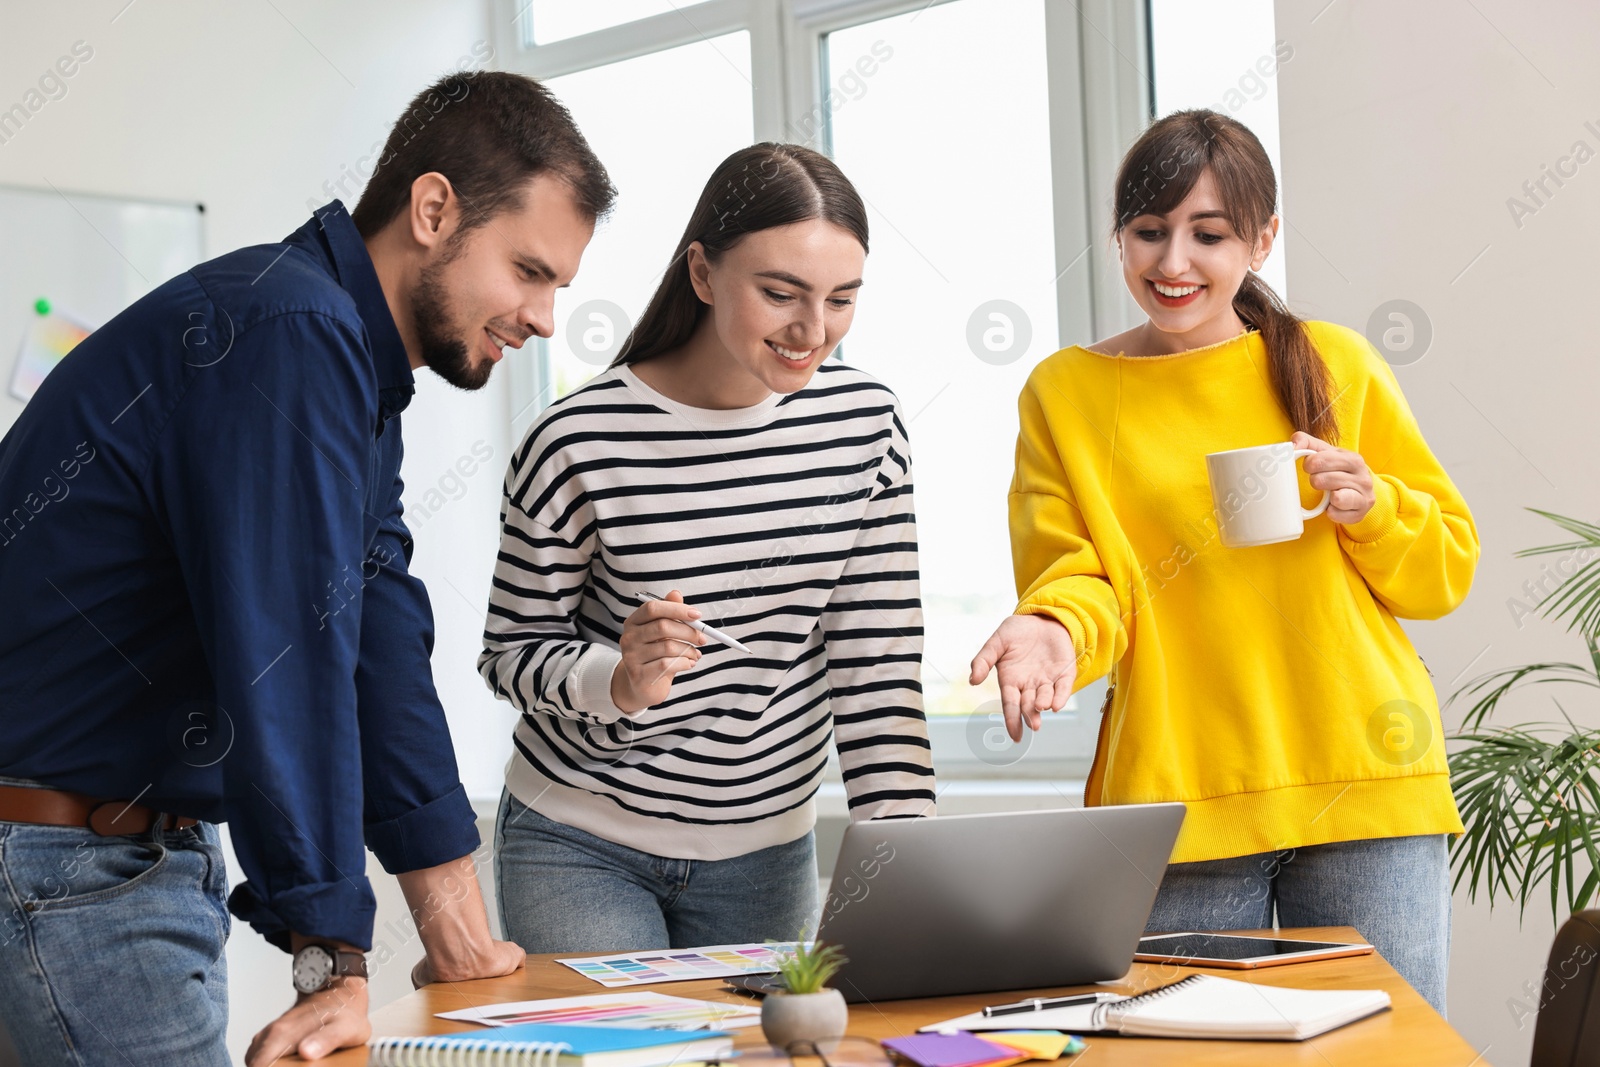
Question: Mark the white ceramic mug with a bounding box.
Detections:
[1204,442,1331,548]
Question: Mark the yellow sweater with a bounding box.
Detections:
[1010,321,1478,864]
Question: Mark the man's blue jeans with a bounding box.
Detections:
[0,778,230,1066]
[494,788,819,953]
[1145,833,1452,1016]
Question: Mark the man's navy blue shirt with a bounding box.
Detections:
[0,202,479,950]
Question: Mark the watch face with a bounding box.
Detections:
[293,945,335,994]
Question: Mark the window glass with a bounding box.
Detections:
[825,0,1062,719]
[526,1,686,46]
[542,33,755,402]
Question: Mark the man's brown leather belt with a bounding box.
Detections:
[0,784,199,836]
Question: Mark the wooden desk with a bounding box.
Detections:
[314,928,1489,1066]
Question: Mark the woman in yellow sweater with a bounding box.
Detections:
[969,109,1478,1014]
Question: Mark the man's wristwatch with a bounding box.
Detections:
[291,942,369,994]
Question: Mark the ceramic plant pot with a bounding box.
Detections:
[760,988,849,1049]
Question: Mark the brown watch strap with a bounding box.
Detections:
[335,948,369,980]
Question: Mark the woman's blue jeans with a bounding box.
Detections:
[494,788,819,954]
[1145,833,1452,1016]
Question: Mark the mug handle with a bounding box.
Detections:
[1293,448,1331,519]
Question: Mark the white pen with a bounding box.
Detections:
[636,591,752,654]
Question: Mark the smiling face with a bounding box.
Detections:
[410,172,594,390]
[686,218,865,399]
[1117,168,1277,351]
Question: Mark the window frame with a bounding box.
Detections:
[491,0,1151,343]
[489,0,1150,776]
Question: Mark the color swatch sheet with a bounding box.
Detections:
[437,991,760,1030]
[11,310,91,402]
[557,942,798,987]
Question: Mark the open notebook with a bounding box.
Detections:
[923,974,1391,1041]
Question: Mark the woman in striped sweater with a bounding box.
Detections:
[479,143,937,953]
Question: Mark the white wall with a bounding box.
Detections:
[1274,1,1600,1063]
[0,3,521,1061]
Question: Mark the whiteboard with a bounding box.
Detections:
[0,184,204,434]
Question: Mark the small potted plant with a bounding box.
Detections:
[761,940,850,1049]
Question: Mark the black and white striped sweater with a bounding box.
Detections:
[478,361,937,859]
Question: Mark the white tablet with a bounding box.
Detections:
[1135,932,1374,969]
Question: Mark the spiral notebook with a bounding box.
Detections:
[923,974,1390,1041]
[367,1022,734,1067]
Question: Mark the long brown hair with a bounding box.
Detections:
[1112,109,1338,443]
[612,143,868,367]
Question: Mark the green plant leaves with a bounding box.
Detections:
[1448,509,1600,922]
[1449,662,1600,732]
[1450,722,1600,919]
[769,940,848,995]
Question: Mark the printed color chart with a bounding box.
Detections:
[558,943,799,987]
[437,992,760,1030]
[10,309,91,403]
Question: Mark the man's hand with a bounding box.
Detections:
[245,975,369,1065]
[1292,431,1376,525]
[611,589,703,713]
[969,614,1079,742]
[398,853,526,988]
[410,939,525,988]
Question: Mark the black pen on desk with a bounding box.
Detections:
[636,591,752,654]
[981,992,1116,1017]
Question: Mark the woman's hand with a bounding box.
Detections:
[1292,431,1375,525]
[611,589,704,713]
[969,614,1078,742]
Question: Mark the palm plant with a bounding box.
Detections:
[1450,509,1600,921]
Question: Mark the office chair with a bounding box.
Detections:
[1530,910,1600,1066]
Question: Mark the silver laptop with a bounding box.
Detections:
[812,804,1185,1003]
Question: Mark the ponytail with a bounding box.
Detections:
[1232,271,1338,443]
